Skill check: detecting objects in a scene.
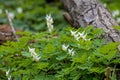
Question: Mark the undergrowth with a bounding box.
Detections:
[0,26,120,80]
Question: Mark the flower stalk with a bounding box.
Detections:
[28,46,41,61]
[46,14,54,33]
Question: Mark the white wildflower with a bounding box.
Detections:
[70,30,80,41]
[82,33,87,40]
[28,46,40,61]
[9,12,15,19]
[62,44,69,51]
[70,30,90,41]
[75,36,80,41]
[6,69,11,80]
[78,31,87,40]
[33,55,41,61]
[70,30,77,36]
[17,7,23,14]
[68,48,73,54]
[68,48,75,56]
[71,50,75,56]
[112,10,119,17]
[79,31,85,37]
[0,9,2,14]
[6,69,10,77]
[46,14,54,33]
[74,33,80,40]
[28,47,36,56]
[62,44,75,56]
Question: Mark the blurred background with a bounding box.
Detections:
[0,0,120,32]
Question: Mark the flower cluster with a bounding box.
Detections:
[45,14,54,33]
[62,44,75,56]
[28,47,41,61]
[70,30,90,41]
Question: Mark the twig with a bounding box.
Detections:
[5,10,19,42]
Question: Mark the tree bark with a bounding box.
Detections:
[60,0,120,43]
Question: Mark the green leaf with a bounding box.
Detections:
[89,67,105,73]
[73,54,87,63]
[99,42,119,60]
[33,62,49,70]
[43,44,55,55]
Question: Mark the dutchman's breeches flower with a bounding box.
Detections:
[62,44,75,56]
[62,44,69,51]
[70,30,90,41]
[28,46,40,61]
[46,14,54,33]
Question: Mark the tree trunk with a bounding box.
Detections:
[60,0,120,43]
